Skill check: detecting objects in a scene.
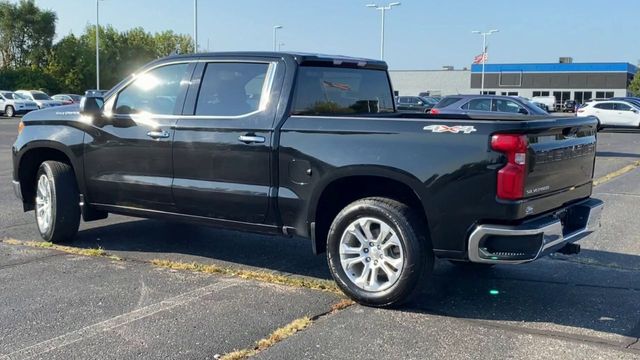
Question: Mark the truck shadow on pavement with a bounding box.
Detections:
[72,219,640,341]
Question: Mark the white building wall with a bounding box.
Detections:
[389,70,472,96]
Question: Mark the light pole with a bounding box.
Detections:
[273,25,283,52]
[472,29,499,94]
[278,42,285,52]
[366,2,401,60]
[193,0,198,52]
[95,0,105,90]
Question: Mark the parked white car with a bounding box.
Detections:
[15,90,64,109]
[0,91,39,117]
[578,100,640,129]
[531,96,557,112]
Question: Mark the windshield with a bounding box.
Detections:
[526,100,550,114]
[32,92,52,100]
[419,97,439,105]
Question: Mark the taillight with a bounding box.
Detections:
[429,108,440,115]
[491,134,528,200]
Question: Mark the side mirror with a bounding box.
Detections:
[417,101,423,105]
[518,108,529,115]
[79,93,104,117]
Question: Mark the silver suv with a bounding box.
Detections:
[0,91,39,117]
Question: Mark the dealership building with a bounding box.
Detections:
[390,60,637,105]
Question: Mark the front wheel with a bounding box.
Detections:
[35,161,81,243]
[5,105,14,117]
[326,197,433,307]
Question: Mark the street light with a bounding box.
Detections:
[95,0,105,90]
[471,29,499,94]
[273,25,283,52]
[193,0,198,53]
[366,2,401,60]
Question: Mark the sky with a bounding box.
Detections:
[27,0,640,70]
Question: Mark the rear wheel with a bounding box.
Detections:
[35,161,81,243]
[5,105,14,117]
[327,197,433,307]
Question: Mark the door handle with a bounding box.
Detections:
[146,130,170,139]
[238,135,265,144]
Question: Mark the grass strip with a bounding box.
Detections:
[220,299,355,360]
[2,239,122,261]
[151,259,341,295]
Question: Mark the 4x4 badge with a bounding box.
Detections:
[423,125,477,134]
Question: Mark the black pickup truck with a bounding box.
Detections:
[12,52,603,307]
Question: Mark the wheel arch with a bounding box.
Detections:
[309,166,432,255]
[17,142,82,209]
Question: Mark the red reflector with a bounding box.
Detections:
[491,134,528,200]
[429,108,440,115]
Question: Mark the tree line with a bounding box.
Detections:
[0,0,193,94]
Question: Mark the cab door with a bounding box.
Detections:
[612,102,639,126]
[172,59,283,224]
[83,62,194,211]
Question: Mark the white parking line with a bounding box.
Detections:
[0,279,238,360]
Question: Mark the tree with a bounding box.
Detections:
[0,0,56,69]
[628,72,640,96]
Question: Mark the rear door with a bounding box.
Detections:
[172,59,282,224]
[592,103,616,125]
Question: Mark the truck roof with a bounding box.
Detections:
[162,51,388,70]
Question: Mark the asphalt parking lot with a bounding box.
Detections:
[1,116,639,359]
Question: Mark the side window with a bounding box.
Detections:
[195,62,270,116]
[594,103,613,110]
[114,63,190,115]
[464,98,492,111]
[494,99,525,114]
[614,103,631,111]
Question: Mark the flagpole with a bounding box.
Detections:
[481,33,486,94]
[472,29,499,95]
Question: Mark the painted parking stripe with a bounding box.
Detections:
[0,280,238,360]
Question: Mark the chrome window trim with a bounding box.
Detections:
[106,59,278,120]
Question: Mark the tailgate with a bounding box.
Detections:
[524,118,597,198]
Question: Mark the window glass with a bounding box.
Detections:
[195,62,270,116]
[605,92,614,98]
[434,97,461,108]
[464,98,492,111]
[292,66,394,115]
[398,97,409,104]
[115,63,190,115]
[494,99,525,113]
[594,103,614,110]
[613,103,631,111]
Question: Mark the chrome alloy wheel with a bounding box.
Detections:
[35,174,52,234]
[339,217,405,292]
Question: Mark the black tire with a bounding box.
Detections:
[326,197,433,307]
[448,260,495,270]
[5,105,14,117]
[34,161,81,243]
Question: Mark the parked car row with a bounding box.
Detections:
[428,95,549,117]
[0,90,82,117]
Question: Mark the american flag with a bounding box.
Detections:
[473,52,488,64]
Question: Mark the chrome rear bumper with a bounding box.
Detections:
[468,198,604,264]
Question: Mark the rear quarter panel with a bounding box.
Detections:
[278,115,504,253]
